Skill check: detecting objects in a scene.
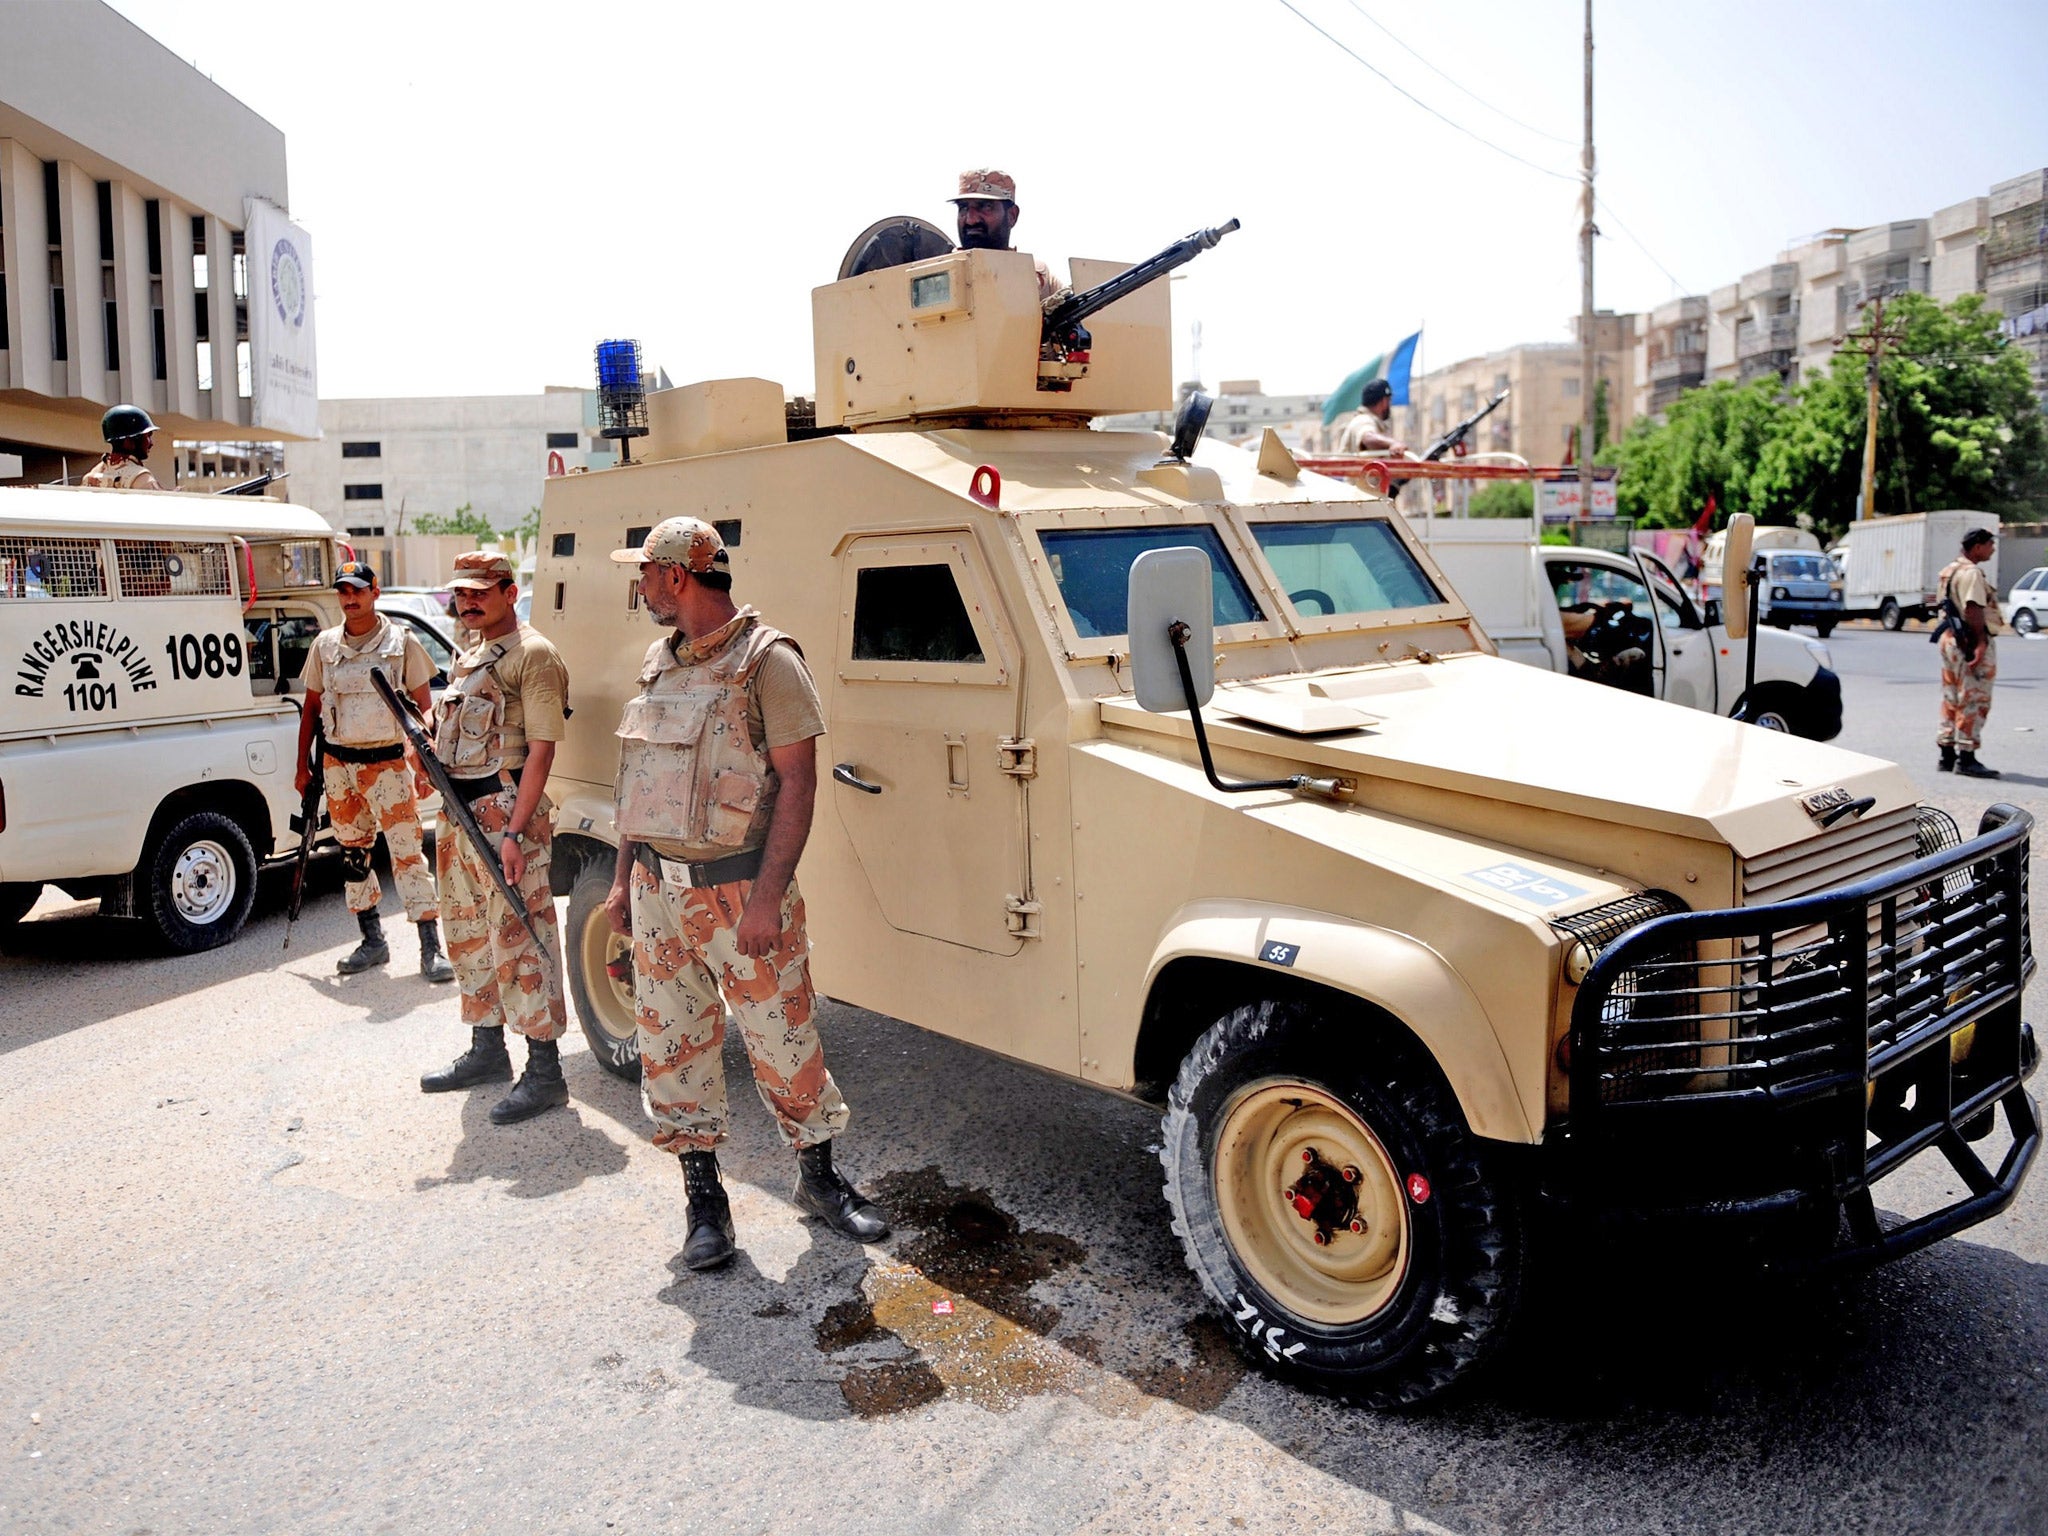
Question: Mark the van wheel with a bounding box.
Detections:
[1879,598,1904,631]
[141,810,257,953]
[1160,999,1523,1406]
[566,859,641,1081]
[0,882,42,930]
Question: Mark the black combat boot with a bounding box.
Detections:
[336,909,391,974]
[1957,752,2001,779]
[419,1026,512,1092]
[680,1150,736,1270]
[1938,743,1957,773]
[793,1139,890,1242]
[417,919,456,984]
[490,1036,569,1124]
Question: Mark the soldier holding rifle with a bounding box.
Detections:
[1934,527,2005,780]
[415,551,574,1123]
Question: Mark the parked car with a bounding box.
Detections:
[2001,565,2048,635]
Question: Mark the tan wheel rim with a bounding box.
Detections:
[1213,1080,1412,1327]
[577,903,638,1048]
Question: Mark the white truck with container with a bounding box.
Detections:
[1838,510,2000,630]
[1408,517,1843,738]
[0,486,344,949]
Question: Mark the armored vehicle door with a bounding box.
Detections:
[827,532,1030,955]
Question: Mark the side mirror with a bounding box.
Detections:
[1127,546,1214,713]
[1722,513,1754,641]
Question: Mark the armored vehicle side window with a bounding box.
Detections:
[113,539,233,598]
[0,536,106,599]
[852,565,985,663]
[1249,520,1439,616]
[1039,527,1261,638]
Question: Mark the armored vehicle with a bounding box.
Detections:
[534,226,2038,1404]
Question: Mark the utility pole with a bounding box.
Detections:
[1840,293,1908,521]
[1577,0,1596,518]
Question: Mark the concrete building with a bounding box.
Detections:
[0,3,303,484]
[1633,295,1709,419]
[285,389,621,536]
[1930,198,1988,305]
[1987,169,2048,401]
[1396,311,1638,466]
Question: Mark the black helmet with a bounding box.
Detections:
[1360,378,1393,409]
[101,404,157,444]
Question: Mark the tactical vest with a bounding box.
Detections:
[435,637,510,779]
[315,619,410,747]
[82,457,151,489]
[614,608,790,848]
[1939,558,2005,637]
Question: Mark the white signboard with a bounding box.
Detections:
[244,199,320,440]
[1537,477,1618,522]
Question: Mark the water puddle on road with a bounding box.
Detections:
[817,1167,1243,1418]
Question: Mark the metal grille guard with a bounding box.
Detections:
[1567,805,2038,1264]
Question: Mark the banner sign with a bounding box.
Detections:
[1537,477,1618,522]
[244,199,320,440]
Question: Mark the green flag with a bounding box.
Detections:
[1321,354,1385,426]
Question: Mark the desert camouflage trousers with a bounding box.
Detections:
[322,753,437,922]
[436,789,566,1041]
[628,862,849,1153]
[1937,634,1997,752]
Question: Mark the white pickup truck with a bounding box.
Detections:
[1408,517,1843,739]
[0,486,345,950]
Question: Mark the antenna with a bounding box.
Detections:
[594,339,649,465]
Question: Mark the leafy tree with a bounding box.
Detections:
[1591,376,1611,456]
[409,503,497,539]
[1609,378,1787,528]
[1753,293,2048,537]
[1467,480,1534,518]
[515,506,542,547]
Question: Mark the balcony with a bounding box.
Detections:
[1649,353,1706,384]
[1736,315,1799,360]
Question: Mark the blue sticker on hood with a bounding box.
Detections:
[1462,863,1589,907]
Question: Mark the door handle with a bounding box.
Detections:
[833,763,883,795]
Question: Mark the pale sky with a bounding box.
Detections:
[108,0,2048,403]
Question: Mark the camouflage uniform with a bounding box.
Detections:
[81,455,160,490]
[1936,556,2003,754]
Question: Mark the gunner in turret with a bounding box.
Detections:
[949,167,1063,301]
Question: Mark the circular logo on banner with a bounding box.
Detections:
[269,237,306,328]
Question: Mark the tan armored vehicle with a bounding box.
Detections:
[535,225,2038,1403]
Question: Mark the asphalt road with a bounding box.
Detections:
[3,631,2046,1536]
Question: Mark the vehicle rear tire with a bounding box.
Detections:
[2016,608,2039,636]
[140,810,258,953]
[1160,999,1523,1406]
[0,882,42,930]
[1879,598,1904,632]
[566,858,641,1081]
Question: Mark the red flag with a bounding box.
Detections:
[1691,491,1718,537]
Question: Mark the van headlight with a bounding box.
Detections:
[1805,638,1833,669]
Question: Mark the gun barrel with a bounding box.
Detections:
[1042,220,1240,334]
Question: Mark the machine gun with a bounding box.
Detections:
[216,470,290,496]
[1038,220,1240,391]
[281,719,326,951]
[369,668,554,970]
[1420,386,1510,463]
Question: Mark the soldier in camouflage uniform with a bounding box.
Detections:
[419,551,574,1124]
[295,560,454,981]
[605,517,888,1270]
[1936,527,2005,779]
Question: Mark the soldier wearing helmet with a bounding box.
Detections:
[605,516,889,1271]
[949,168,1063,302]
[83,405,163,490]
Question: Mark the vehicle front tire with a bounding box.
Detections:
[2016,608,2039,636]
[0,882,42,931]
[566,858,642,1082]
[1734,682,1802,734]
[1814,620,1836,639]
[1160,999,1523,1407]
[140,810,257,953]
[1879,598,1904,632]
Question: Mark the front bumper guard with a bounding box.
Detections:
[1560,805,2037,1266]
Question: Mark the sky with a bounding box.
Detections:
[107,0,2048,404]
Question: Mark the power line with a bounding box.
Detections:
[1273,0,1577,184]
[1594,195,1690,295]
[1336,0,1578,147]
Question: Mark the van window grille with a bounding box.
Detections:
[0,536,107,599]
[114,539,233,597]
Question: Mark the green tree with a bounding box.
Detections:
[409,503,497,539]
[1753,292,2048,537]
[1467,479,1534,518]
[1591,376,1611,456]
[515,506,542,547]
[1609,377,1788,528]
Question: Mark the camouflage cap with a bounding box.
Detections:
[333,559,377,590]
[445,550,518,590]
[948,168,1017,204]
[609,516,729,573]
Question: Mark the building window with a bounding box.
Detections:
[196,341,213,393]
[236,339,251,398]
[343,484,383,501]
[341,441,381,459]
[192,215,208,291]
[545,431,577,449]
[44,161,65,363]
[1561,377,1581,397]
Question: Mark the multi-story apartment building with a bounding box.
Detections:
[1634,296,1709,418]
[0,3,305,484]
[1987,169,2048,400]
[1931,197,1989,305]
[1396,312,1638,466]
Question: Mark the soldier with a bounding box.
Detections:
[418,551,574,1124]
[1936,527,2005,779]
[604,517,888,1270]
[82,405,163,490]
[949,167,1062,301]
[295,560,455,981]
[1338,379,1408,455]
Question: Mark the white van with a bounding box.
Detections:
[0,486,345,950]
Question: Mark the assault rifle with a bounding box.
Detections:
[216,470,289,496]
[1420,386,1510,463]
[369,667,553,968]
[1930,591,1981,663]
[281,718,326,951]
